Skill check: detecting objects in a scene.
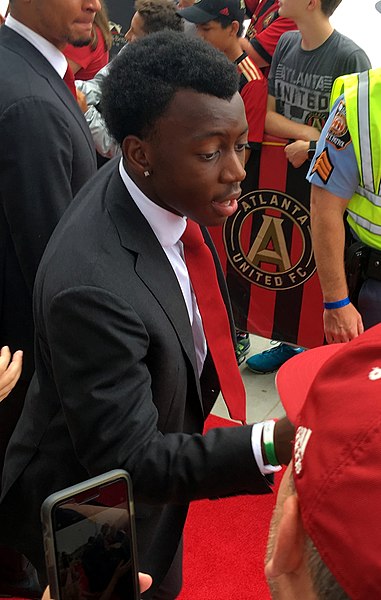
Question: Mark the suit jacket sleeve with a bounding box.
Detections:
[0,97,81,292]
[45,285,270,504]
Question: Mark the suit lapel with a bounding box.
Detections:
[105,169,202,396]
[0,26,95,156]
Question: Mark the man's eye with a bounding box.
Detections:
[200,151,219,161]
[236,143,247,152]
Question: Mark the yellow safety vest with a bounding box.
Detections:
[330,69,381,249]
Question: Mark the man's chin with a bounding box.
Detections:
[68,37,92,48]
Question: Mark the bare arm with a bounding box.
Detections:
[265,95,321,142]
[310,185,364,343]
[239,38,270,68]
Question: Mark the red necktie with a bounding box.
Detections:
[182,219,246,423]
[63,65,77,99]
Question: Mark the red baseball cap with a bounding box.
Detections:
[276,323,381,599]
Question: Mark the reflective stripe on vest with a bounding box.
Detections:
[330,68,381,249]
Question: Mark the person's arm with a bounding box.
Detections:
[265,94,320,142]
[310,185,364,343]
[75,62,111,107]
[239,38,270,68]
[284,139,312,168]
[83,105,121,158]
[242,15,297,69]
[47,286,271,503]
[240,74,268,164]
[0,98,91,291]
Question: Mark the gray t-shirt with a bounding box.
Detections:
[268,29,371,131]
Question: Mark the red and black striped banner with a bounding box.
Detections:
[209,135,324,349]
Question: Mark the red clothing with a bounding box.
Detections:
[64,25,109,80]
[245,0,296,76]
[236,53,267,144]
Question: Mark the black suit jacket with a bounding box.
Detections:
[0,25,96,380]
[1,161,270,597]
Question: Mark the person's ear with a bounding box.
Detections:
[122,136,152,178]
[230,20,240,37]
[307,0,318,12]
[265,494,305,579]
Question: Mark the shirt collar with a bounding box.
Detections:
[119,159,187,248]
[5,14,68,78]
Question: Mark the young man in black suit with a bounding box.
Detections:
[1,32,294,600]
[0,0,99,593]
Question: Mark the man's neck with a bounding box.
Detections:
[225,39,246,63]
[297,15,334,51]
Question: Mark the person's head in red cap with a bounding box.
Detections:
[266,322,381,599]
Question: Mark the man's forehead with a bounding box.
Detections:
[164,89,244,123]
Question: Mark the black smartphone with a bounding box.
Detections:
[41,469,140,600]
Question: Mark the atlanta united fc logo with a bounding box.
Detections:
[224,189,316,290]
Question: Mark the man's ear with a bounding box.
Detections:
[122,136,151,178]
[230,20,240,37]
[265,494,305,579]
[307,0,318,12]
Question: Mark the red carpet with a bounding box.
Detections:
[10,415,280,600]
[178,414,281,600]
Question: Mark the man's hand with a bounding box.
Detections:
[323,303,364,344]
[284,140,309,168]
[0,346,23,401]
[42,573,153,599]
[76,89,88,114]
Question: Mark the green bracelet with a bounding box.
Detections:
[263,420,280,467]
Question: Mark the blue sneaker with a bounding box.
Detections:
[246,342,305,374]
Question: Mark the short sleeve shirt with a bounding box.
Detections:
[245,0,296,68]
[307,95,359,200]
[236,53,268,144]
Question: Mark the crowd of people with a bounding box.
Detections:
[0,0,380,598]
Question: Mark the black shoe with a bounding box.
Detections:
[235,331,251,365]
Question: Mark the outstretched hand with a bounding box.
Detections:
[0,346,23,401]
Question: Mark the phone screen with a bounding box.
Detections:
[51,479,139,600]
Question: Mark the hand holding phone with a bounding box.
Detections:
[41,470,140,600]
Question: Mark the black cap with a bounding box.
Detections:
[177,0,246,25]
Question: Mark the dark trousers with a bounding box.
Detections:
[358,278,381,329]
[0,378,30,482]
[150,538,183,600]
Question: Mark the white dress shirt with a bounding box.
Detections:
[5,14,68,78]
[119,160,207,375]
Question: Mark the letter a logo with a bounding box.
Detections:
[247,215,291,271]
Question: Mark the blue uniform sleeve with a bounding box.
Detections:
[307,95,359,200]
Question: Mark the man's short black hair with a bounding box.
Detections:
[101,31,239,144]
[136,0,184,34]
